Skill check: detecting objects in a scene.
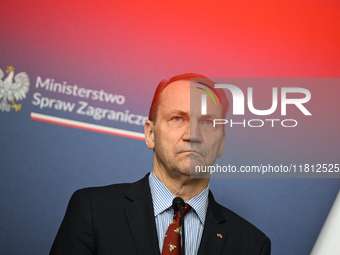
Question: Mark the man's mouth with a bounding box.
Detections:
[179,150,203,156]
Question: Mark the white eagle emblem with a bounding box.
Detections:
[0,66,30,112]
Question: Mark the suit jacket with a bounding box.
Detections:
[50,174,270,255]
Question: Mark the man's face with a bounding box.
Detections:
[145,80,225,178]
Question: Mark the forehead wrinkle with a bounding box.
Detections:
[164,109,189,118]
[199,113,219,119]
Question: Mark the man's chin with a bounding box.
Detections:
[175,167,210,179]
[174,159,210,178]
[189,165,211,178]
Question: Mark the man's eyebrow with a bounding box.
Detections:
[199,113,220,119]
[166,110,189,117]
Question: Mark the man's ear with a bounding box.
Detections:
[144,120,155,149]
[217,130,226,158]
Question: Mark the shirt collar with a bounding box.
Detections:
[149,171,209,224]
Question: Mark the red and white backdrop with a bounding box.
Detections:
[0,1,339,254]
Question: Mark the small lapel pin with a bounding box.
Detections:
[217,233,223,238]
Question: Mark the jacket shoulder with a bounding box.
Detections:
[72,174,149,205]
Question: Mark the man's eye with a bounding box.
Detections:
[201,120,213,126]
[168,116,185,128]
[172,117,183,122]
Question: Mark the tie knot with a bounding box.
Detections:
[183,203,191,215]
[174,203,191,219]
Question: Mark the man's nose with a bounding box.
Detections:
[182,121,202,143]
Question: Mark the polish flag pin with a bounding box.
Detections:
[217,233,223,238]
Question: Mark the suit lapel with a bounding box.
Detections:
[123,174,160,255]
[198,192,228,255]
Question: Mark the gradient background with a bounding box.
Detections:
[0,1,339,254]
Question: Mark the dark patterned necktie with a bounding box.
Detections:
[162,203,191,255]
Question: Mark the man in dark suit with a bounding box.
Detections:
[50,74,271,255]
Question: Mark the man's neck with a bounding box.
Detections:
[152,169,209,201]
